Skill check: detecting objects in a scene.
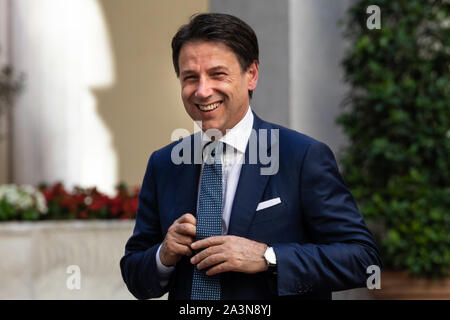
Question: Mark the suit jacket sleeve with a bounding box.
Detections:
[120,152,168,299]
[273,141,382,296]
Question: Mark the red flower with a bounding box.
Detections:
[61,194,78,212]
[110,196,122,216]
[89,195,110,211]
[40,182,141,220]
[79,210,89,219]
[129,198,139,213]
[43,189,54,202]
[74,194,86,206]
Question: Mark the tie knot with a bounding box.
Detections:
[203,141,224,162]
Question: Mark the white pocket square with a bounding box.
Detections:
[256,197,281,211]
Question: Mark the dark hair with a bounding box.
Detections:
[171,13,259,98]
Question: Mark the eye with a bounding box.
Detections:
[213,72,226,77]
[183,75,197,81]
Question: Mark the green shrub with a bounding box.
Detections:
[337,0,449,277]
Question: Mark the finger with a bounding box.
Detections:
[173,233,194,246]
[174,222,196,237]
[205,262,232,276]
[190,245,223,264]
[196,253,227,271]
[191,236,227,250]
[168,241,193,257]
[177,213,196,225]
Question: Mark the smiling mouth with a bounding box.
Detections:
[196,101,222,112]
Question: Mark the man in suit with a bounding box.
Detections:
[120,13,381,300]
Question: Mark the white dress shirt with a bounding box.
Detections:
[156,106,254,287]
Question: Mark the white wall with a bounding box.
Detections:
[212,0,352,155]
[289,0,353,154]
[8,0,208,193]
[10,0,117,194]
[210,0,291,127]
[0,0,9,65]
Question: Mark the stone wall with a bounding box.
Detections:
[0,220,372,300]
[0,220,141,299]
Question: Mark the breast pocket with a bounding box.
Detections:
[248,201,291,243]
[251,200,287,225]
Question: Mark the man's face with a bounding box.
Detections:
[178,40,258,134]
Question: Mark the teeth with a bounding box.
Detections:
[198,102,220,111]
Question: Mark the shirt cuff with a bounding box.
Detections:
[156,244,175,287]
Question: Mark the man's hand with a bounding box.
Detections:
[190,236,268,276]
[160,213,196,267]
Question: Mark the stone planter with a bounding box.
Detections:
[371,271,450,300]
[0,220,380,300]
[0,220,138,299]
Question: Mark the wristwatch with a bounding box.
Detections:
[264,246,277,274]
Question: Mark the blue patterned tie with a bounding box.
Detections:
[191,141,223,300]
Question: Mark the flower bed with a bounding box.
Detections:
[0,183,139,221]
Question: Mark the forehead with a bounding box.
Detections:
[178,40,240,71]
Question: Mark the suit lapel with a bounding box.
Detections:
[172,117,276,235]
[174,133,201,219]
[228,113,273,237]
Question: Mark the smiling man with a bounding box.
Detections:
[178,40,257,134]
[120,13,381,300]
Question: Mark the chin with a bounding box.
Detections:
[201,121,224,133]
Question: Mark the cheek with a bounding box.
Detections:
[181,86,193,103]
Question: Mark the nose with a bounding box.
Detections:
[195,77,213,99]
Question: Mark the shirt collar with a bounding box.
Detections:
[201,106,254,154]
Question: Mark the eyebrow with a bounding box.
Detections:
[208,66,229,73]
[180,65,230,77]
[180,70,196,77]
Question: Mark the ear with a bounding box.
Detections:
[246,61,259,91]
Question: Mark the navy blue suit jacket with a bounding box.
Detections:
[120,112,381,300]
